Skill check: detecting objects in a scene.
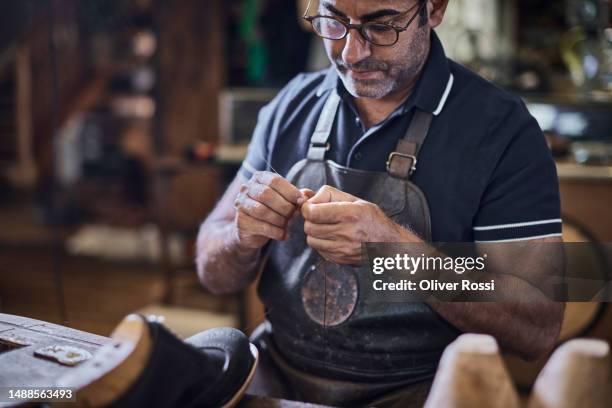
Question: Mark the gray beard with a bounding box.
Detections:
[334,28,429,99]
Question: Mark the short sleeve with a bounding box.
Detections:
[238,103,275,180]
[473,102,562,242]
[238,74,306,180]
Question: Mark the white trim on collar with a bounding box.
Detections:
[432,73,454,116]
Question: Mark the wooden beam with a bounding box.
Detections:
[9,43,37,189]
[154,0,225,155]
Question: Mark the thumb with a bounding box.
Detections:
[300,188,316,200]
[308,185,358,204]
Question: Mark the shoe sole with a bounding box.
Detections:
[56,315,259,408]
[56,314,154,407]
[222,343,259,408]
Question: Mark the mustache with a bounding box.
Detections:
[335,58,388,72]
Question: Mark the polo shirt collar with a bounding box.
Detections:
[316,31,454,116]
[410,31,454,116]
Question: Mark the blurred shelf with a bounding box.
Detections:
[0,201,70,248]
[136,304,237,339]
[556,162,612,182]
[523,92,612,106]
[215,143,248,165]
[152,143,248,172]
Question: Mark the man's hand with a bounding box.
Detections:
[234,171,305,249]
[301,185,420,264]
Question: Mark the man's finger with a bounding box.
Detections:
[308,185,358,204]
[239,196,287,228]
[306,235,340,253]
[303,220,340,240]
[253,171,305,205]
[248,182,296,218]
[300,188,316,201]
[237,210,286,241]
[302,201,355,224]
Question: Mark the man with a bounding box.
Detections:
[197,1,564,406]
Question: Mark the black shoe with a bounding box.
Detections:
[57,314,258,408]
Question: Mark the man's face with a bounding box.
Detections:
[318,0,430,99]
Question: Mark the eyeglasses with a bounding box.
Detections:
[302,1,426,47]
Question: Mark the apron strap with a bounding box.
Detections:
[386,110,433,179]
[307,90,341,161]
[307,90,433,177]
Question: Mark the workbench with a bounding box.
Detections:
[0,313,328,407]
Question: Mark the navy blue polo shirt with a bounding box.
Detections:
[239,32,562,243]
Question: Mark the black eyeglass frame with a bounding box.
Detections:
[302,0,427,47]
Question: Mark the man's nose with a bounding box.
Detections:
[341,28,372,66]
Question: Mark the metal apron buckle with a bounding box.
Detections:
[386,152,418,175]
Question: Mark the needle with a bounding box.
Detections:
[259,154,281,177]
[256,153,328,348]
[258,153,311,203]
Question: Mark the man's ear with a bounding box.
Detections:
[427,0,450,29]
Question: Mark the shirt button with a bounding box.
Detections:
[355,117,360,126]
[354,152,363,161]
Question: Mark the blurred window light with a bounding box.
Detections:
[133,30,157,58]
[557,112,589,137]
[527,104,557,131]
[111,96,156,119]
[133,67,156,92]
[583,54,600,79]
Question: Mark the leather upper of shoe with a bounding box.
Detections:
[184,327,255,407]
[110,319,255,408]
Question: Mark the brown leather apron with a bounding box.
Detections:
[252,89,459,405]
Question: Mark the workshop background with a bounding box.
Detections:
[0,0,611,391]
